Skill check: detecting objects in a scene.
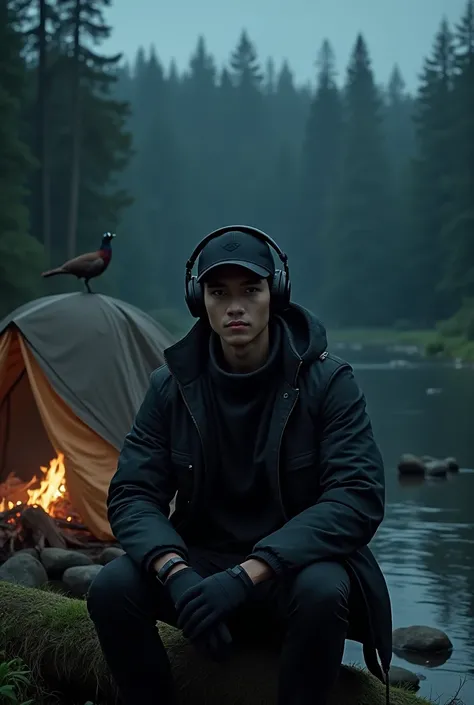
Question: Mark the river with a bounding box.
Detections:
[337,342,474,703]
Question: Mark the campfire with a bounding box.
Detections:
[0,453,96,561]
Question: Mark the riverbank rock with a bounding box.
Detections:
[388,666,420,691]
[445,457,460,472]
[393,626,453,654]
[398,454,426,476]
[424,459,449,478]
[0,581,430,705]
[398,454,460,479]
[0,553,48,588]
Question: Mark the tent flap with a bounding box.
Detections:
[9,293,173,449]
[0,329,13,390]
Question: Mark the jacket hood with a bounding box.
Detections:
[276,303,327,365]
[164,302,327,388]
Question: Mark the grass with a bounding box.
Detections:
[0,580,446,705]
[0,652,95,705]
[0,653,35,705]
[327,328,438,347]
[327,327,474,362]
[425,335,474,362]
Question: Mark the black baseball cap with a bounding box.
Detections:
[197,231,275,282]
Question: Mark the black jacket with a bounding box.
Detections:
[107,303,392,679]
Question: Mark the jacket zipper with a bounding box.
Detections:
[175,382,205,518]
[276,360,303,520]
[176,358,303,524]
[176,382,204,449]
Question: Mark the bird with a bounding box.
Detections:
[41,232,116,293]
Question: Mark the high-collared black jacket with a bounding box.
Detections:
[107,303,393,679]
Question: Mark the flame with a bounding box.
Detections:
[27,453,67,512]
[0,453,71,518]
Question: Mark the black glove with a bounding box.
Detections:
[176,566,254,641]
[165,567,233,660]
[165,566,203,605]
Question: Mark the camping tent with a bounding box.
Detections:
[0,293,175,540]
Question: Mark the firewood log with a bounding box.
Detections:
[0,506,87,558]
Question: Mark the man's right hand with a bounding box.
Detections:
[165,567,233,660]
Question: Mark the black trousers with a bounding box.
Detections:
[87,547,355,705]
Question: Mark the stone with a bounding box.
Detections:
[424,459,449,478]
[98,546,125,565]
[392,626,453,653]
[62,564,103,597]
[445,457,459,472]
[0,553,48,588]
[40,547,93,578]
[397,454,426,476]
[15,548,40,560]
[388,666,420,690]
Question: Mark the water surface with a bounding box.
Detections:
[339,344,474,703]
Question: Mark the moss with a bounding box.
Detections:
[0,580,432,705]
[425,333,474,362]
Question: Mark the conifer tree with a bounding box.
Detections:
[324,35,394,326]
[411,18,456,323]
[0,0,46,316]
[442,0,474,303]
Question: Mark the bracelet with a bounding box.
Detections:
[156,557,188,585]
[228,564,254,589]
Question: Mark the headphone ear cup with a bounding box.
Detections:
[271,269,290,312]
[284,272,291,307]
[185,276,204,318]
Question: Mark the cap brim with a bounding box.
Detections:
[197,260,272,282]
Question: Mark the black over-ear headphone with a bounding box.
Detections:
[184,225,291,319]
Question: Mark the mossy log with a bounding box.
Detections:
[0,580,431,705]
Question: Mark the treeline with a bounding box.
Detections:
[1,0,473,344]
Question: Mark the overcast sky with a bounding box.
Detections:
[102,0,467,92]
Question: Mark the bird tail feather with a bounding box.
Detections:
[41,267,66,278]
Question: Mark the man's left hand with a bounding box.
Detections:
[175,566,254,640]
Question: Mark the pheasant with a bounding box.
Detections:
[41,232,116,293]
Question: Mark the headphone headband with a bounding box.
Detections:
[185,225,289,281]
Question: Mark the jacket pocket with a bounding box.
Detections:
[171,450,194,498]
[283,449,319,511]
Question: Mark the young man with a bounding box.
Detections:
[87,227,392,705]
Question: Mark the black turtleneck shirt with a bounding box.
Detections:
[194,324,286,554]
